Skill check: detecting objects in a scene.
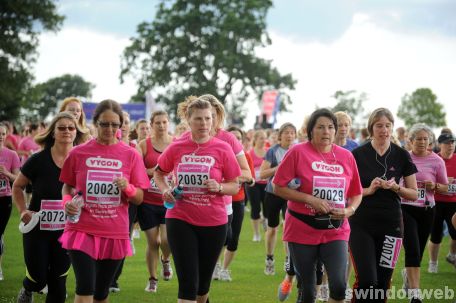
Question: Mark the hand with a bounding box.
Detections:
[368,178,383,194]
[310,198,332,214]
[424,180,435,191]
[0,165,6,174]
[113,177,128,191]
[204,179,221,192]
[162,188,175,202]
[20,210,34,224]
[380,177,397,191]
[65,200,80,216]
[330,207,353,220]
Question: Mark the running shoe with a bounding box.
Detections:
[401,268,409,291]
[161,259,173,281]
[0,268,3,281]
[252,234,261,242]
[109,281,120,293]
[278,278,293,301]
[317,283,329,302]
[427,261,438,273]
[219,269,232,282]
[264,258,275,275]
[212,262,221,280]
[17,287,33,303]
[445,253,456,266]
[38,285,47,294]
[144,277,158,292]
[132,228,140,239]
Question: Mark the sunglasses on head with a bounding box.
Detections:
[56,126,76,131]
[98,121,121,128]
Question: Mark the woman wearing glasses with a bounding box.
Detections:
[13,112,85,303]
[273,108,362,303]
[350,108,417,302]
[60,100,149,303]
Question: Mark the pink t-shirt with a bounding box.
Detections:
[18,136,40,164]
[143,138,167,206]
[180,129,244,209]
[273,142,362,245]
[249,148,268,184]
[401,152,447,207]
[60,139,150,239]
[0,147,20,197]
[157,136,241,226]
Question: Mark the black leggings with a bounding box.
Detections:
[226,202,245,252]
[289,240,348,302]
[167,218,227,300]
[22,227,70,303]
[247,183,267,220]
[430,201,456,243]
[402,205,434,267]
[69,250,123,300]
[265,192,287,228]
[349,219,402,302]
[0,196,12,255]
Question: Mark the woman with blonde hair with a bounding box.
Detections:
[58,97,91,143]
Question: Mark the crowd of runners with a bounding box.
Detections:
[0,95,455,303]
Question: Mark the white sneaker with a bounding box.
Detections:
[318,283,329,302]
[264,258,275,275]
[445,253,456,265]
[212,262,221,280]
[0,269,3,281]
[252,234,261,242]
[428,261,438,273]
[161,259,173,281]
[144,278,158,292]
[130,238,136,255]
[132,228,140,239]
[219,269,232,281]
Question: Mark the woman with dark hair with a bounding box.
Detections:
[350,108,418,302]
[60,99,149,303]
[273,108,362,303]
[155,97,240,303]
[13,112,85,303]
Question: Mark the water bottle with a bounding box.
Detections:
[288,178,301,189]
[68,191,84,223]
[164,185,183,209]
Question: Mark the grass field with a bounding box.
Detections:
[1,206,455,302]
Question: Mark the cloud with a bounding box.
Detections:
[34,27,137,102]
[249,12,456,131]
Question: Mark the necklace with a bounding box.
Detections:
[316,144,337,164]
[375,144,392,180]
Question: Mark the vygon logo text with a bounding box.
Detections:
[86,157,122,169]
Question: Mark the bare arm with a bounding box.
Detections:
[12,173,32,223]
[236,154,253,183]
[259,160,276,180]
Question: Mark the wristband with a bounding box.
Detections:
[124,184,137,198]
[62,194,73,206]
[350,206,356,214]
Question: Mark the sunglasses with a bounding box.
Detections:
[56,126,76,131]
[98,121,121,128]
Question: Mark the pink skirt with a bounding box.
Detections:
[59,230,132,260]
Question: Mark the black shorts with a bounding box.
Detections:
[137,203,166,230]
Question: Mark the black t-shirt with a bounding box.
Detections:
[351,142,417,224]
[21,148,63,212]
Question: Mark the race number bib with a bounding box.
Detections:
[379,235,402,268]
[86,170,122,205]
[40,200,65,231]
[148,175,173,193]
[0,176,10,197]
[312,176,346,208]
[177,163,210,194]
[401,181,426,207]
[446,180,456,195]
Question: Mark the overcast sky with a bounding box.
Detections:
[34,0,456,131]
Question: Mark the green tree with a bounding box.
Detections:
[120,0,296,124]
[23,74,95,121]
[397,88,446,128]
[0,0,64,121]
[331,90,368,129]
